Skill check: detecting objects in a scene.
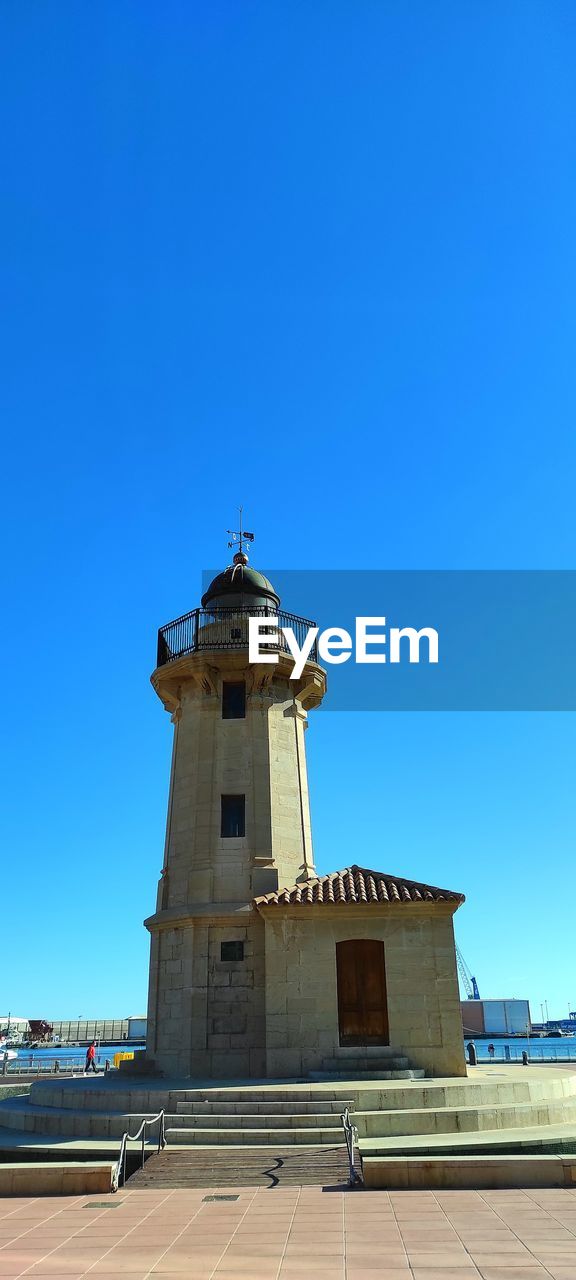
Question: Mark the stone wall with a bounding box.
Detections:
[145,649,324,1079]
[151,657,320,912]
[261,905,466,1078]
[147,912,266,1078]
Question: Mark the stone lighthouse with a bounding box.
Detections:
[144,535,326,1078]
[145,532,466,1081]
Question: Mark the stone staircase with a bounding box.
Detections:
[351,1069,576,1186]
[0,1080,359,1189]
[310,1044,427,1081]
[166,1091,351,1146]
[0,1080,359,1143]
[126,1145,358,1189]
[3,1067,576,1192]
[356,1096,576,1143]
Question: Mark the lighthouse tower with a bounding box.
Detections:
[145,534,326,1078]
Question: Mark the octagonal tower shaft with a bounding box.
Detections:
[143,566,326,1078]
[152,649,326,911]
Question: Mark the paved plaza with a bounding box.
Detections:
[1,1185,576,1278]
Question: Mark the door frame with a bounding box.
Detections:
[336,938,390,1046]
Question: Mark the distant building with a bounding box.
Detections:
[541,1016,576,1033]
[126,1016,147,1040]
[0,1016,28,1039]
[462,999,531,1036]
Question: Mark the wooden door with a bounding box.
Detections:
[336,939,389,1046]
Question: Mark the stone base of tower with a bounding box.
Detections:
[145,908,267,1080]
[144,870,467,1082]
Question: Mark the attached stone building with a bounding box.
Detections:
[144,552,466,1079]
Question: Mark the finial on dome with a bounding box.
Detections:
[227,505,254,563]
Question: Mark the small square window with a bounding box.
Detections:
[222,681,246,719]
[221,941,244,962]
[221,794,245,838]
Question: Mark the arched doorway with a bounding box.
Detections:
[336,939,389,1046]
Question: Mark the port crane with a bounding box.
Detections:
[456,945,481,1000]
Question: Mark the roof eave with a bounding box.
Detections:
[253,897,464,917]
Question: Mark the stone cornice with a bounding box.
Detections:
[254,900,459,920]
[144,901,256,932]
[151,651,326,714]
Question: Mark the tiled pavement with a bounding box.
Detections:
[1,1186,576,1278]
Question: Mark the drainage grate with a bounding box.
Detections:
[202,1195,239,1202]
[84,1202,125,1209]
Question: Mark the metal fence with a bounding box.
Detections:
[472,1043,576,1063]
[2,1045,145,1075]
[157,606,318,667]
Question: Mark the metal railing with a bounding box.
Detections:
[2,1046,145,1075]
[341,1107,362,1186]
[112,1110,166,1192]
[2,1061,98,1076]
[470,1043,576,1063]
[157,606,318,667]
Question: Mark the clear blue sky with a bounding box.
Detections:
[1,2,575,1022]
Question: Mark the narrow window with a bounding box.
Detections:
[222,681,246,719]
[221,794,245,838]
[221,941,244,962]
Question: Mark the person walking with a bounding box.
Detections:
[85,1041,98,1074]
[488,1042,495,1059]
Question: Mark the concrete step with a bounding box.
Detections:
[26,1083,358,1111]
[172,1088,354,1102]
[174,1098,351,1115]
[310,1069,426,1082]
[321,1057,410,1072]
[358,1119,576,1158]
[27,1084,172,1113]
[0,1099,342,1140]
[165,1125,345,1146]
[0,1161,115,1196]
[332,1045,408,1058]
[168,1112,342,1131]
[0,1101,159,1140]
[362,1153,576,1190]
[32,1074,576,1118]
[355,1098,576,1139]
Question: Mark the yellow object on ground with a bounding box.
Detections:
[113,1051,134,1069]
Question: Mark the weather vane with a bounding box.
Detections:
[227,505,254,563]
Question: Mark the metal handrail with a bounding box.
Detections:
[341,1106,362,1186]
[112,1110,166,1192]
[156,605,319,667]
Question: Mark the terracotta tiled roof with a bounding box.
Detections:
[254,864,465,907]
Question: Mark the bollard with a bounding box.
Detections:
[466,1041,477,1066]
[105,1059,110,1074]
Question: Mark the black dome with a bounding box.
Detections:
[201,563,280,610]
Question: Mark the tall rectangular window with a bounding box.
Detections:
[221,794,245,838]
[222,681,246,719]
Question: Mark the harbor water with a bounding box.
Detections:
[4,1036,576,1074]
[4,1043,144,1072]
[466,1035,576,1062]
